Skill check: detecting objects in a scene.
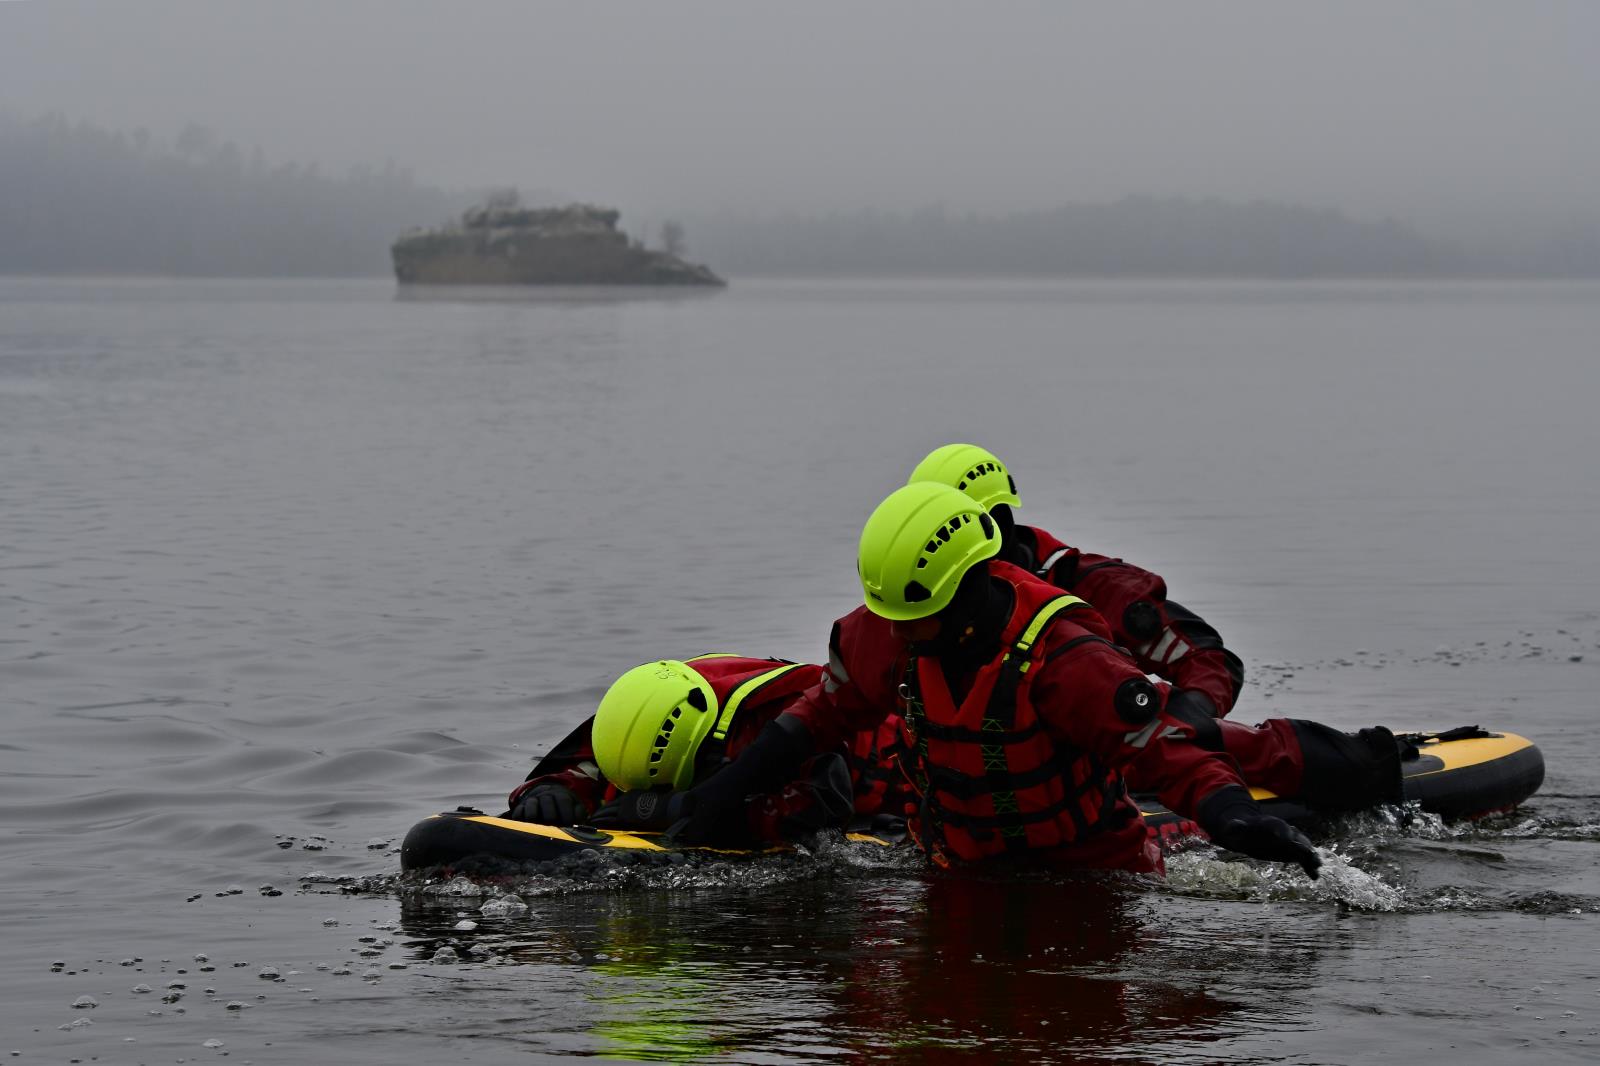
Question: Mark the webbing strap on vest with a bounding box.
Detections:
[913,716,1046,745]
[709,662,808,742]
[979,593,1087,851]
[926,742,1124,830]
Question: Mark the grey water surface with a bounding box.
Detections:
[3,277,1598,1064]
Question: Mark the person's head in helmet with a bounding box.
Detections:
[590,660,725,792]
[907,443,1021,543]
[857,481,1004,647]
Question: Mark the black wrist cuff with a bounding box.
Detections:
[1196,785,1261,837]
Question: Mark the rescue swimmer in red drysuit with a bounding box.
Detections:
[505,656,857,846]
[666,481,1323,877]
[906,443,1404,816]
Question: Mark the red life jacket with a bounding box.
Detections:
[898,568,1135,866]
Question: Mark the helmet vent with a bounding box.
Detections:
[903,581,930,603]
[649,707,686,776]
[919,513,972,561]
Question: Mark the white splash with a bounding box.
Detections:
[1164,845,1405,911]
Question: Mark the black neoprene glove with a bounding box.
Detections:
[1198,785,1322,879]
[589,789,691,831]
[671,715,816,845]
[508,783,590,826]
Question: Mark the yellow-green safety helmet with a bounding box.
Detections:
[591,660,718,791]
[907,443,1020,510]
[858,482,1000,621]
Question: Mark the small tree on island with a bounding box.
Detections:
[660,220,686,258]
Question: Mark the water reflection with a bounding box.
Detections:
[833,874,1243,1063]
[396,870,1248,1062]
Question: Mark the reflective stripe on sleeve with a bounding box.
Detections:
[1123,719,1163,749]
[1149,628,1192,666]
[822,644,850,694]
[1036,548,1070,578]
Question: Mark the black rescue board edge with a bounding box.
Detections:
[399,810,875,871]
[1396,733,1544,818]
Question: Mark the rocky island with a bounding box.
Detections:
[391,193,724,286]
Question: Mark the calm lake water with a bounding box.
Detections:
[3,276,1598,1064]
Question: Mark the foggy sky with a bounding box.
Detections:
[4,1,1598,232]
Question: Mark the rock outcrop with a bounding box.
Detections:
[391,197,724,286]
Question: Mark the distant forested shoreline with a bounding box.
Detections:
[3,113,1597,279]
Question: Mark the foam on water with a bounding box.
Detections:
[1163,845,1407,911]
